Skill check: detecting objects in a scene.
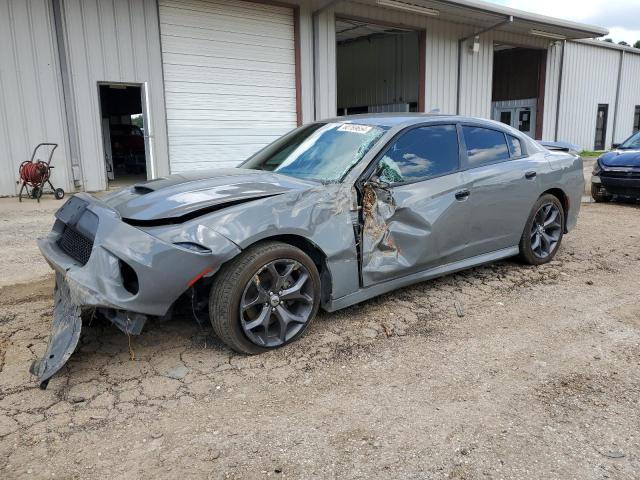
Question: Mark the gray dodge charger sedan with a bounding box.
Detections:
[33,114,584,387]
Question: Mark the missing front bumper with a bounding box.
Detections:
[30,272,82,389]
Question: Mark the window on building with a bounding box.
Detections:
[507,135,523,157]
[377,125,459,184]
[462,126,510,167]
[634,105,640,133]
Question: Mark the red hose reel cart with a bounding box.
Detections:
[17,143,65,202]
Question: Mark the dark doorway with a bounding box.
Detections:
[99,84,147,186]
[335,17,424,115]
[491,45,547,139]
[594,104,609,150]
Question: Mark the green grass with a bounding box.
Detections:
[579,151,605,158]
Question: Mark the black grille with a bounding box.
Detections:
[57,226,94,265]
[601,170,640,179]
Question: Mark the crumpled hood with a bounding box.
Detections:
[600,150,640,168]
[103,168,317,222]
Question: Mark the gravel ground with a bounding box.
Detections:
[1,188,640,479]
[0,198,60,287]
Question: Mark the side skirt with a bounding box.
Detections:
[324,246,520,312]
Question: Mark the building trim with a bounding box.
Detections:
[535,48,547,140]
[418,29,426,112]
[554,40,565,142]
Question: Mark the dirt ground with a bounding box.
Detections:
[1,195,640,479]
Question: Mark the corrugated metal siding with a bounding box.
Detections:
[159,0,298,172]
[557,41,619,150]
[313,8,336,120]
[423,19,462,114]
[337,32,419,110]
[0,0,72,196]
[614,51,640,142]
[59,0,169,191]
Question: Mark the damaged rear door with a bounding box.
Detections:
[360,124,471,286]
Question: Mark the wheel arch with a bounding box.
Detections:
[541,188,569,233]
[267,234,332,305]
[233,234,333,306]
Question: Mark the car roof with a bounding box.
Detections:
[320,113,507,129]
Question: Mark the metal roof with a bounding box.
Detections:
[350,0,609,39]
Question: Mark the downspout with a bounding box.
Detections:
[312,0,343,120]
[456,15,513,115]
[611,49,625,145]
[554,40,566,141]
[52,0,85,190]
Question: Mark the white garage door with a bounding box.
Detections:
[159,0,298,172]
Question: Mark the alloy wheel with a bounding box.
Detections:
[530,202,562,259]
[239,259,314,347]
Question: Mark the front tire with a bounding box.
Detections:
[209,241,321,354]
[591,183,612,202]
[519,194,564,265]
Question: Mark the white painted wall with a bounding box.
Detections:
[614,52,640,143]
[557,41,620,150]
[0,0,72,196]
[58,0,169,191]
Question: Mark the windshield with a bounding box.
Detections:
[619,131,640,149]
[241,122,386,182]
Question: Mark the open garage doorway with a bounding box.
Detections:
[98,84,148,187]
[336,17,424,116]
[491,45,547,139]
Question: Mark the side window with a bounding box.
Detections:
[377,125,459,184]
[507,135,523,157]
[462,126,510,167]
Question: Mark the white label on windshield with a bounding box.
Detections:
[338,124,373,134]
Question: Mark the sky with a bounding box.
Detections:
[487,0,640,45]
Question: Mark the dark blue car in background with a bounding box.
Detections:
[592,130,640,202]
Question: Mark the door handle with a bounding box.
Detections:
[455,189,470,201]
[525,171,537,180]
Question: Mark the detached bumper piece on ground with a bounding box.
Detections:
[30,273,82,389]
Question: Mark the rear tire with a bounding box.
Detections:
[519,194,565,266]
[591,183,612,202]
[209,241,321,354]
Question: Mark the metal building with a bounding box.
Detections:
[1,0,638,197]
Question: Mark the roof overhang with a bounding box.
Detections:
[334,0,609,40]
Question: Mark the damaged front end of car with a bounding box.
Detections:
[32,192,242,388]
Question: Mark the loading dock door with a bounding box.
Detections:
[159,0,298,172]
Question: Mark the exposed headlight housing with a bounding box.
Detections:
[592,158,603,176]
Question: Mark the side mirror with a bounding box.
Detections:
[612,143,620,149]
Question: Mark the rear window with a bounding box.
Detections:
[508,135,523,157]
[462,126,510,167]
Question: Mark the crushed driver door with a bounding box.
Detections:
[359,124,471,287]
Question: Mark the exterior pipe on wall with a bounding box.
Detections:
[611,49,625,145]
[554,40,566,142]
[456,16,513,115]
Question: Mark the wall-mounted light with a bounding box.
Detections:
[469,35,480,53]
[376,0,440,17]
[530,29,567,40]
